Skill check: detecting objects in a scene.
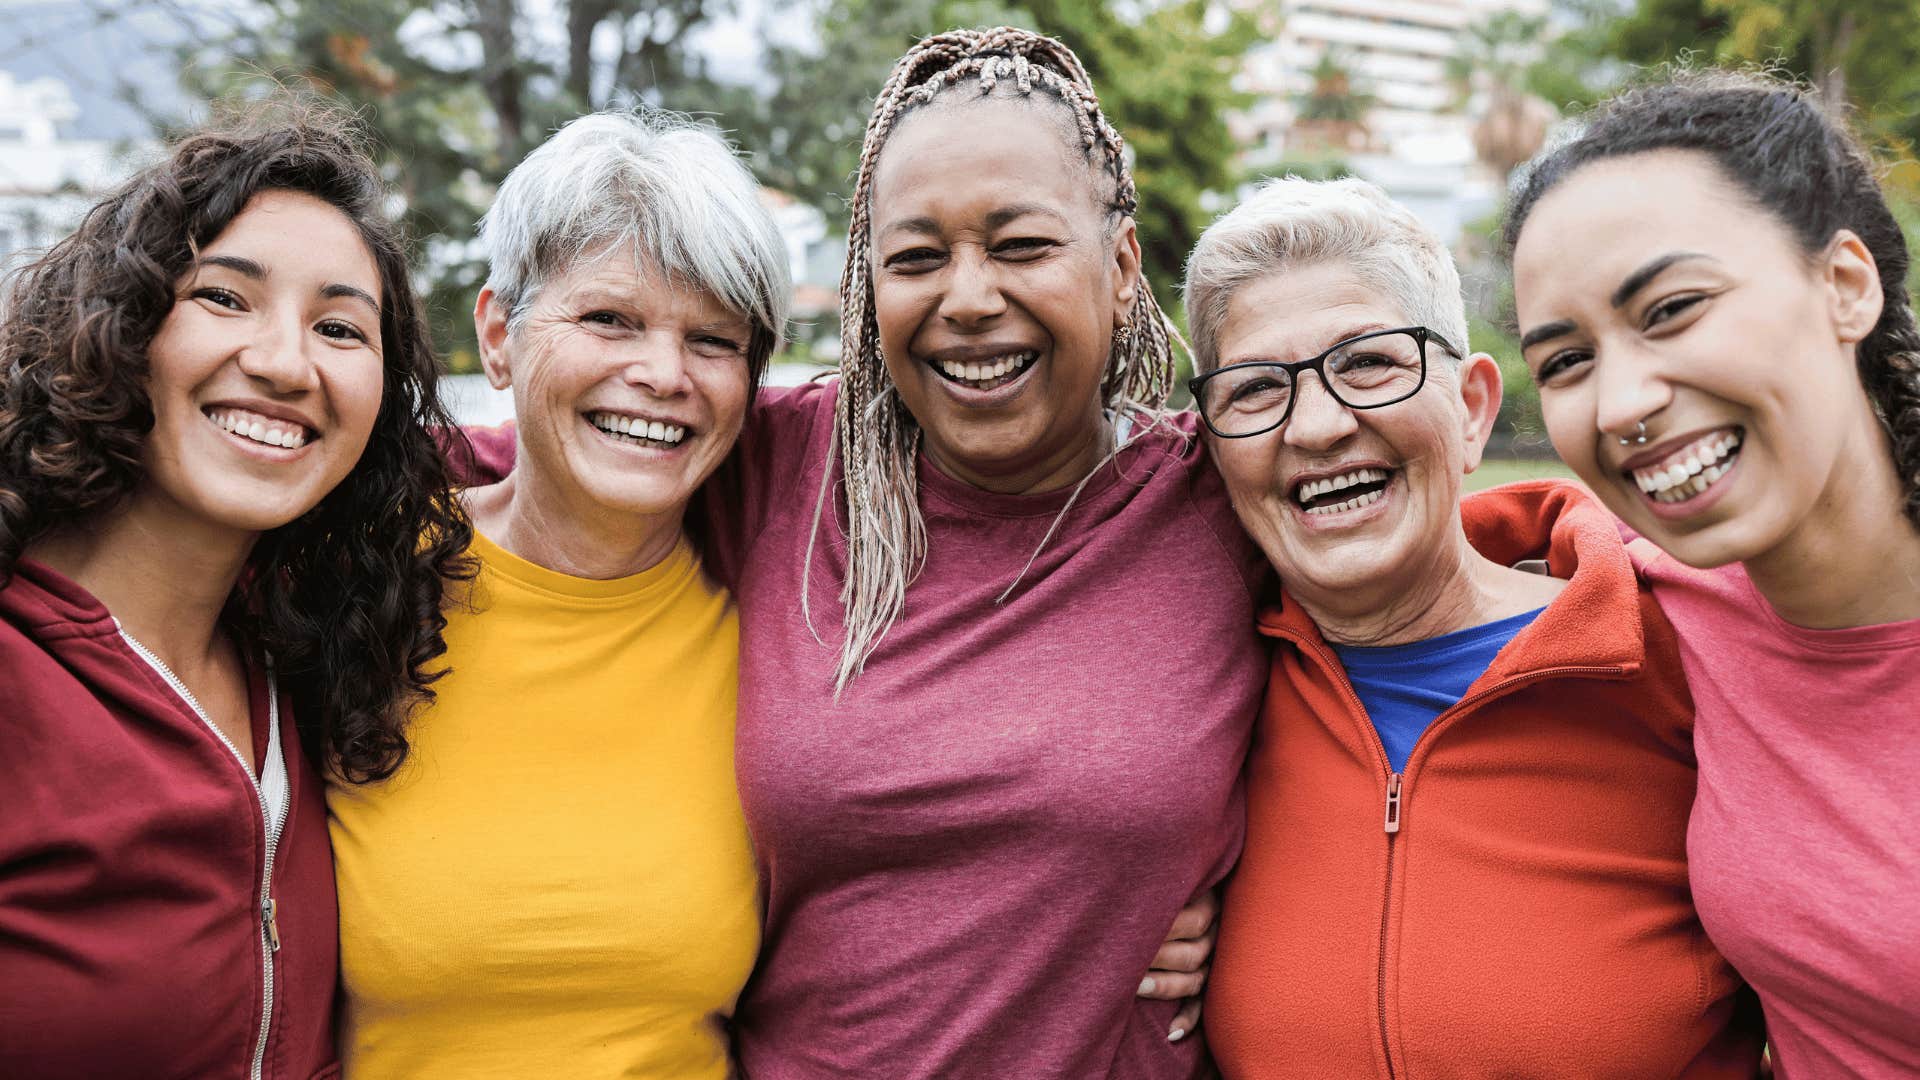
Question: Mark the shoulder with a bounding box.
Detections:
[1119,410,1266,592]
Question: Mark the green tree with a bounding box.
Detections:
[1606,0,1920,146]
[741,0,1255,318]
[177,0,755,367]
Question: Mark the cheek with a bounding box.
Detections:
[1211,439,1283,509]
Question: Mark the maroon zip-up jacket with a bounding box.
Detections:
[0,559,340,1080]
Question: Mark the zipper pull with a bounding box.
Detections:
[1384,773,1403,834]
[264,897,282,953]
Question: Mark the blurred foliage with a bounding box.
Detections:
[742,0,1258,316]
[176,0,760,369]
[175,0,1257,368]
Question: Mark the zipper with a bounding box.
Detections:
[1296,627,1629,1080]
[1377,771,1402,1080]
[120,628,283,1080]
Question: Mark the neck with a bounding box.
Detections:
[465,468,684,581]
[929,412,1116,496]
[28,488,254,668]
[1299,525,1543,647]
[1744,443,1920,628]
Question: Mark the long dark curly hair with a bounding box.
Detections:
[0,98,473,782]
[1505,69,1920,530]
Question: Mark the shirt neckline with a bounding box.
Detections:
[470,527,697,604]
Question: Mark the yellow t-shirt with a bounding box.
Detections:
[328,530,759,1079]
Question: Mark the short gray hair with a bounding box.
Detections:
[1183,177,1467,373]
[479,108,791,382]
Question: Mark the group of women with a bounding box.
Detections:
[0,25,1913,1080]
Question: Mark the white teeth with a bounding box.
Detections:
[208,408,307,449]
[1304,486,1387,516]
[1296,467,1389,504]
[936,351,1036,384]
[589,412,686,446]
[1630,429,1743,500]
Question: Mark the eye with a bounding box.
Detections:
[884,247,945,271]
[1228,375,1284,402]
[1643,294,1705,330]
[693,334,746,356]
[193,287,244,311]
[994,236,1056,258]
[1338,351,1392,370]
[1534,348,1593,386]
[316,319,370,344]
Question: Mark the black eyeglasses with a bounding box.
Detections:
[1188,326,1459,439]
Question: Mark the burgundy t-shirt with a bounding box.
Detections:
[453,382,1267,1077]
[716,383,1265,1078]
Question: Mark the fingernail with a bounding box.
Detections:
[1138,977,1157,995]
[1168,1027,1187,1043]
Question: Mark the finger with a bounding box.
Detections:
[1137,966,1207,1000]
[1168,997,1203,1043]
[1164,893,1219,942]
[1148,936,1212,975]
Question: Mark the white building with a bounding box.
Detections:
[0,72,148,264]
[1236,0,1551,244]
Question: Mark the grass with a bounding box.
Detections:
[1465,456,1578,492]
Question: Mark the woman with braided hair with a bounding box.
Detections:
[716,27,1261,1077]
[449,28,1258,1076]
[1508,71,1920,1076]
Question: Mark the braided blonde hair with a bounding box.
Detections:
[809,26,1184,691]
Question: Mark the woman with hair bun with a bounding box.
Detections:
[1508,71,1920,1077]
[0,103,469,1078]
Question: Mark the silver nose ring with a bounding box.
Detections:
[1618,420,1648,446]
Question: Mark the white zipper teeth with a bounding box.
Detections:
[119,626,281,1080]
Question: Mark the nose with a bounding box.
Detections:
[938,248,1007,327]
[1280,369,1359,451]
[234,312,321,394]
[1590,339,1673,444]
[620,331,695,397]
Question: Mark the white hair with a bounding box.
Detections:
[1183,177,1467,373]
[479,108,790,362]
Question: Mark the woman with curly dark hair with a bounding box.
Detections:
[1507,71,1920,1077]
[0,101,469,1079]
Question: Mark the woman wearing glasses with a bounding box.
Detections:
[1186,178,1761,1078]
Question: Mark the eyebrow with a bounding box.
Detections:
[322,282,381,314]
[1610,251,1713,309]
[198,253,379,314]
[1518,318,1577,352]
[199,254,266,279]
[1518,251,1719,352]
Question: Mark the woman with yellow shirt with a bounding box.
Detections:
[324,108,790,1078]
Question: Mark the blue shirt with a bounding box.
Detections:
[1331,606,1546,773]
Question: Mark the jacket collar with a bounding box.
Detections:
[1256,480,1645,680]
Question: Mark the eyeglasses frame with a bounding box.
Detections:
[1187,325,1461,440]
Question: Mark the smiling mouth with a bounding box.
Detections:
[205,406,314,450]
[1293,467,1393,515]
[929,350,1039,392]
[587,410,689,448]
[1627,427,1742,504]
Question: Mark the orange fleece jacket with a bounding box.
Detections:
[1208,481,1763,1080]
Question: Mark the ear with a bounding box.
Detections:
[1109,215,1142,326]
[1825,229,1885,345]
[475,288,514,391]
[1455,352,1504,474]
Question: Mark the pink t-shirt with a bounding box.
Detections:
[714,383,1267,1079]
[1630,540,1920,1079]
